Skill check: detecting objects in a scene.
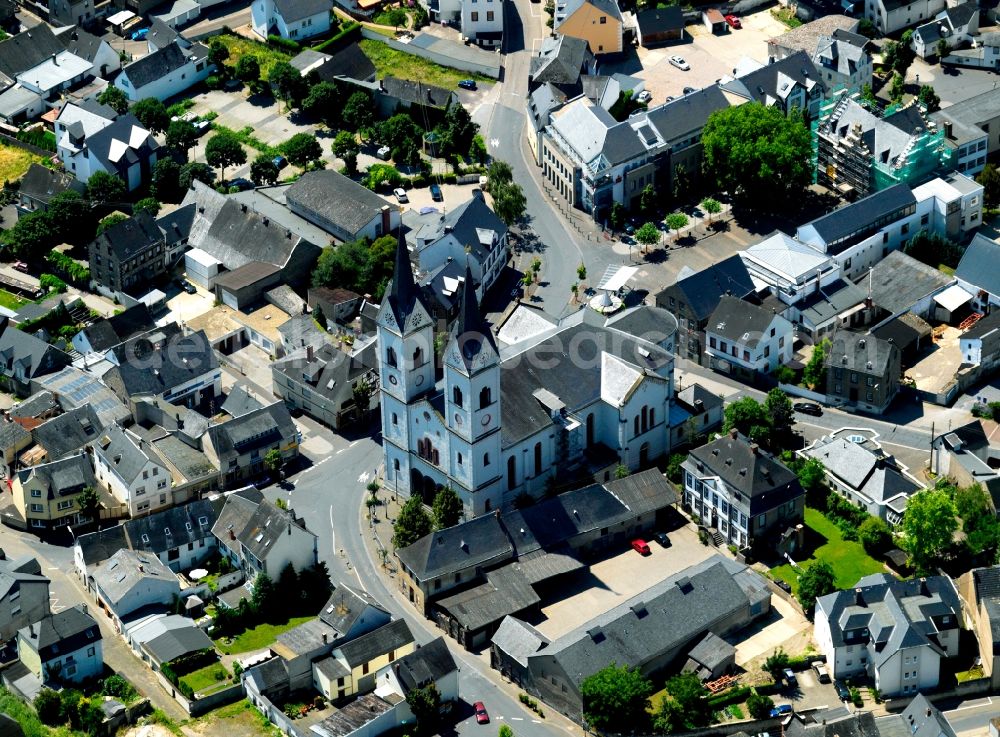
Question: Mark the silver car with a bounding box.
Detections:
[669,55,691,71]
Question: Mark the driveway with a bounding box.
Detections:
[396,180,485,214]
[731,593,813,668]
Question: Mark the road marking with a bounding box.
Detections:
[532,720,541,724]
[353,565,367,592]
[47,567,59,571]
[946,696,992,713]
[510,717,524,721]
[490,137,500,149]
[329,505,336,555]
[358,471,370,484]
[337,448,346,454]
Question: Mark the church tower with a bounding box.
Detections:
[443,264,503,514]
[377,234,433,496]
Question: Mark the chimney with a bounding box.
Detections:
[51,53,58,66]
[241,203,247,212]
[944,120,954,139]
[138,564,144,572]
[815,268,822,294]
[920,577,929,596]
[262,217,269,226]
[729,428,738,439]
[855,588,864,606]
[322,632,328,643]
[380,205,391,234]
[307,345,314,363]
[750,443,759,455]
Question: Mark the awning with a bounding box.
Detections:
[107,9,135,24]
[933,284,974,313]
[597,265,638,292]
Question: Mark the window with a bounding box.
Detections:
[471,11,478,20]
[57,500,73,511]
[764,346,770,358]
[458,452,463,465]
[363,662,370,675]
[709,337,717,349]
[487,10,494,20]
[920,213,929,226]
[386,347,397,368]
[757,514,765,528]
[479,386,492,409]
[866,391,874,401]
[434,579,441,590]
[30,503,43,513]
[779,337,784,349]
[483,453,490,466]
[30,489,41,497]
[392,413,398,426]
[87,647,95,657]
[901,223,909,235]
[599,15,607,22]
[453,386,463,407]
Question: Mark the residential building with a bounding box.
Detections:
[911,172,984,239]
[124,613,213,671]
[26,406,103,465]
[493,556,770,721]
[864,251,954,327]
[54,98,117,175]
[0,555,50,642]
[960,311,1000,375]
[825,330,901,413]
[251,0,333,40]
[813,95,951,199]
[655,255,757,366]
[72,303,156,356]
[285,170,399,243]
[15,50,93,101]
[682,430,805,551]
[204,401,299,488]
[739,231,839,305]
[720,52,825,119]
[957,565,1000,689]
[92,425,173,518]
[114,41,211,102]
[460,0,503,47]
[634,5,684,47]
[272,341,378,430]
[15,163,85,215]
[308,287,362,326]
[814,573,961,697]
[90,549,180,626]
[813,29,874,92]
[88,210,167,296]
[62,112,158,191]
[57,27,122,79]
[865,0,945,34]
[801,433,921,524]
[930,421,1000,507]
[0,25,66,79]
[940,30,1000,69]
[374,77,459,123]
[0,416,32,470]
[12,454,97,533]
[17,605,101,686]
[955,233,1000,311]
[289,43,376,82]
[767,14,860,61]
[704,295,794,377]
[373,637,459,720]
[312,619,415,700]
[527,35,593,94]
[671,383,724,448]
[932,89,1000,177]
[0,324,72,397]
[912,3,978,58]
[379,230,678,514]
[553,0,623,55]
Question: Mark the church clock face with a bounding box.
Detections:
[454,413,463,426]
[388,374,398,385]
[481,413,492,427]
[415,375,424,387]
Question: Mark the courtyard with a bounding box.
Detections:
[905,325,965,396]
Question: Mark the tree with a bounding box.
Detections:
[889,72,906,103]
[898,30,916,73]
[48,191,90,241]
[860,83,879,108]
[486,161,527,225]
[797,560,837,616]
[302,81,343,127]
[764,388,794,444]
[653,672,712,732]
[954,483,1000,559]
[763,648,791,680]
[235,54,261,88]
[431,485,463,530]
[96,213,128,236]
[381,7,407,26]
[469,133,488,164]
[797,457,826,494]
[639,183,657,215]
[263,448,283,477]
[635,222,660,247]
[701,102,812,210]
[332,130,360,174]
[343,90,376,134]
[918,84,940,112]
[672,163,691,201]
[77,485,100,522]
[166,119,198,154]
[609,201,626,232]
[498,726,515,737]
[440,102,478,158]
[269,61,305,111]
[936,38,949,60]
[179,162,216,190]
[977,163,1000,207]
[250,153,280,185]
[35,688,62,725]
[577,263,587,282]
[152,158,182,202]
[405,684,441,735]
[747,692,775,720]
[132,97,169,133]
[314,304,327,330]
[722,396,771,447]
[208,39,230,67]
[614,463,629,479]
[665,453,685,482]
[701,197,721,222]
[802,338,830,388]
[904,230,963,269]
[134,197,161,216]
[580,663,653,733]
[393,495,433,548]
[205,130,247,182]
[250,571,277,619]
[98,86,129,115]
[352,377,374,418]
[665,212,688,237]
[857,18,877,38]
[282,132,323,169]
[858,516,892,556]
[86,170,126,204]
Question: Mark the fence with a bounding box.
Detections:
[155,668,244,716]
[246,687,309,737]
[883,677,991,712]
[0,130,54,159]
[359,28,501,78]
[777,383,828,403]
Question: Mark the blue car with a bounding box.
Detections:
[131,27,149,40]
[272,155,287,170]
[769,705,793,718]
[458,79,477,90]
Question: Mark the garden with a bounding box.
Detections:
[0,142,48,183]
[358,39,493,89]
[177,660,236,699]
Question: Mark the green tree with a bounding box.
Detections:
[166,119,198,154]
[747,692,775,719]
[135,197,161,216]
[269,61,305,111]
[469,133,488,164]
[302,81,343,127]
[639,183,657,215]
[797,457,826,493]
[405,684,441,736]
[654,672,712,732]
[904,230,963,269]
[498,726,515,737]
[609,201,626,232]
[235,54,261,87]
[205,130,247,182]
[764,388,794,444]
[381,7,407,26]
[263,448,283,476]
[955,483,1000,559]
[614,463,629,479]
[581,663,653,733]
[343,90,376,134]
[352,376,374,419]
[803,338,830,388]
[857,18,877,38]
[635,221,660,247]
[277,562,299,603]
[393,495,433,548]
[722,396,771,446]
[577,262,587,281]
[860,84,878,107]
[48,191,91,242]
[672,163,691,201]
[665,453,686,482]
[701,197,721,222]
[976,163,1000,207]
[77,485,100,522]
[250,571,277,619]
[665,212,688,237]
[282,132,323,169]
[35,688,62,725]
[440,102,478,158]
[858,516,892,555]
[936,38,949,60]
[797,560,837,616]
[889,72,906,103]
[432,485,463,530]
[250,153,280,185]
[208,39,230,67]
[152,158,182,202]
[487,159,527,225]
[762,648,791,680]
[86,170,126,204]
[898,30,916,73]
[98,85,129,115]
[96,213,128,236]
[701,102,812,210]
[333,130,360,174]
[132,97,169,133]
[179,162,216,190]
[918,84,940,112]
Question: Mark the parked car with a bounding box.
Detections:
[473,702,489,724]
[835,680,851,701]
[230,178,254,191]
[812,661,830,683]
[669,55,690,71]
[624,223,636,235]
[12,261,28,273]
[725,14,742,28]
[783,669,797,687]
[131,27,149,40]
[430,183,443,201]
[272,155,287,170]
[775,579,792,593]
[794,402,823,417]
[393,187,409,203]
[683,86,697,95]
[193,120,211,136]
[458,79,478,90]
[376,145,392,160]
[175,278,196,294]
[631,539,651,555]
[654,532,671,548]
[769,704,793,718]
[636,90,652,104]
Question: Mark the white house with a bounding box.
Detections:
[704,295,794,376]
[865,0,946,35]
[960,311,1000,372]
[92,425,173,518]
[115,42,212,102]
[461,0,504,47]
[739,232,840,306]
[17,605,102,686]
[374,637,459,719]
[252,0,333,40]
[814,574,961,697]
[59,112,159,191]
[912,2,979,58]
[955,233,1000,311]
[90,549,180,626]
[17,51,94,98]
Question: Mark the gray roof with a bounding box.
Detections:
[964,311,1000,355]
[686,631,735,671]
[76,524,129,568]
[0,25,65,77]
[0,417,29,453]
[802,436,919,507]
[266,284,307,316]
[438,564,540,631]
[635,4,684,37]
[557,0,622,27]
[337,619,413,667]
[314,655,350,680]
[91,210,163,262]
[676,383,724,415]
[605,467,679,515]
[10,391,57,420]
[381,76,457,110]
[206,401,297,466]
[707,295,784,347]
[312,694,393,737]
[0,558,47,601]
[0,325,71,381]
[389,637,456,693]
[805,183,917,249]
[319,584,388,636]
[33,405,102,460]
[274,617,337,656]
[211,488,265,557]
[146,18,185,50]
[143,622,213,664]
[104,329,218,398]
[655,254,756,323]
[277,314,329,351]
[238,496,313,562]
[897,695,958,737]
[530,35,590,86]
[80,303,156,353]
[286,170,395,237]
[35,367,131,428]
[272,341,377,410]
[92,549,177,606]
[721,51,822,106]
[396,512,512,582]
[83,113,159,173]
[955,233,1000,297]
[221,385,265,418]
[94,425,163,485]
[687,432,803,514]
[18,163,84,207]
[18,604,100,662]
[491,616,550,667]
[409,193,507,266]
[970,566,1000,651]
[797,279,867,328]
[152,435,216,482]
[604,304,678,345]
[768,14,859,54]
[120,41,206,90]
[15,453,94,501]
[825,330,898,374]
[273,0,333,23]
[863,250,953,315]
[126,499,217,558]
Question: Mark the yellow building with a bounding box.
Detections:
[12,453,97,532]
[312,620,415,702]
[554,0,623,55]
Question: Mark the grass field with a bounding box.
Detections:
[180,661,232,695]
[214,616,314,655]
[0,143,47,183]
[213,34,292,80]
[359,39,491,88]
[0,290,27,311]
[771,508,885,594]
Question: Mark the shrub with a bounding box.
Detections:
[102,674,139,703]
[17,127,56,151]
[313,21,361,53]
[267,34,301,52]
[39,273,67,293]
[178,681,194,700]
[34,688,62,725]
[773,365,797,384]
[46,250,90,284]
[205,75,222,90]
[746,692,774,720]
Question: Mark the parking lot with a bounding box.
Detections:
[731,593,814,669]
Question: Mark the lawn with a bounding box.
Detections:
[214,616,314,655]
[0,290,27,310]
[359,39,492,88]
[0,143,47,183]
[213,34,292,80]
[771,508,885,594]
[180,661,233,695]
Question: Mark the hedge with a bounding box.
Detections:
[313,21,361,53]
[267,34,301,52]
[45,250,90,285]
[707,686,752,708]
[16,128,56,151]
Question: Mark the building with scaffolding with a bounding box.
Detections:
[813,91,953,199]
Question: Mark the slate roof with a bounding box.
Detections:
[955,233,1000,297]
[557,0,622,26]
[18,164,84,207]
[273,0,333,23]
[722,51,822,106]
[805,183,917,250]
[126,499,217,557]
[381,76,457,110]
[0,25,65,77]
[605,467,679,514]
[10,391,57,420]
[797,279,867,328]
[18,604,100,663]
[83,113,159,173]
[963,311,1000,359]
[676,383,724,415]
[143,622,213,664]
[635,5,684,37]
[319,584,388,635]
[286,169,394,238]
[871,312,933,353]
[79,303,156,352]
[438,564,540,631]
[76,524,129,567]
[396,512,512,582]
[146,18,185,50]
[32,405,102,460]
[92,549,176,606]
[206,401,296,465]
[825,330,897,374]
[120,42,205,90]
[0,326,71,381]
[95,425,164,485]
[802,436,919,508]
[295,42,376,82]
[16,454,94,501]
[389,637,456,693]
[707,295,784,347]
[490,616,550,667]
[530,35,589,86]
[103,329,218,398]
[604,305,678,345]
[687,432,804,514]
[656,254,756,323]
[410,193,507,267]
[337,619,413,667]
[0,417,29,453]
[274,617,336,657]
[312,694,393,737]
[222,385,265,418]
[277,314,329,351]
[970,566,1000,652]
[863,250,953,315]
[272,341,377,410]
[92,210,162,262]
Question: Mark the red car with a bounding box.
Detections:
[474,702,490,724]
[631,539,651,555]
[725,14,742,28]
